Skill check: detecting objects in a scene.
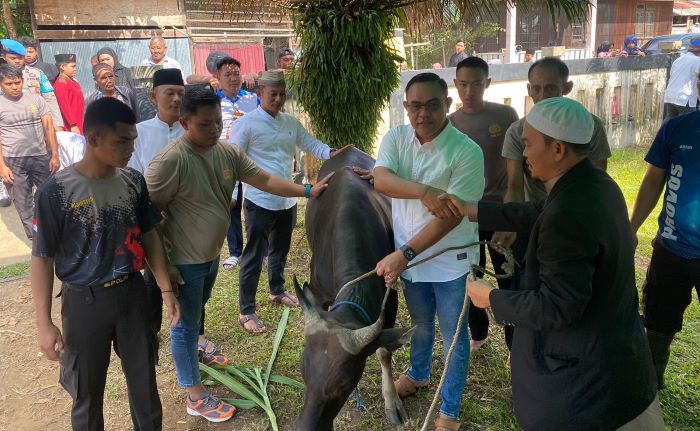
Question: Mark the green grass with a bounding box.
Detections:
[0,261,30,280]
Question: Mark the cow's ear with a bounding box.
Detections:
[365,326,416,354]
[293,276,320,319]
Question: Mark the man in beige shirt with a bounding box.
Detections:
[146,84,331,424]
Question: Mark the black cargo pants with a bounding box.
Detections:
[59,272,162,431]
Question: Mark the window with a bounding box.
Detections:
[571,23,586,42]
[518,9,543,51]
[635,4,655,39]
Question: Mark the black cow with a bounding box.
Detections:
[294,146,415,431]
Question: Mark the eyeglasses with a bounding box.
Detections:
[406,99,446,114]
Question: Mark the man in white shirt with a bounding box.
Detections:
[230,70,335,333]
[142,36,183,72]
[663,36,700,120]
[373,73,484,431]
[129,69,185,174]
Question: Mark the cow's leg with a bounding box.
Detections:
[377,347,408,425]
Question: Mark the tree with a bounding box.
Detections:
[411,21,504,69]
[0,0,32,39]
[214,1,591,154]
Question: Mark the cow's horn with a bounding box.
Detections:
[293,275,320,321]
[337,287,391,355]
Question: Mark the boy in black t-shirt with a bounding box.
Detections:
[31,98,180,431]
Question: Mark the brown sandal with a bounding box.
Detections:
[435,413,461,431]
[269,292,300,307]
[394,373,429,397]
[239,314,267,333]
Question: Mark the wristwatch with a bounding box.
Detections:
[400,244,417,261]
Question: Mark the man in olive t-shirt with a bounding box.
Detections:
[145,84,332,424]
[448,57,519,352]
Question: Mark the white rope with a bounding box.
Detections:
[334,241,514,302]
[334,241,516,429]
[419,273,473,431]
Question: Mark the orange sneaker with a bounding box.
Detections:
[186,393,236,423]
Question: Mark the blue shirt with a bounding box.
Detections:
[645,110,700,258]
[216,88,259,140]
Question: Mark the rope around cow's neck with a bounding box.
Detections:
[333,241,516,430]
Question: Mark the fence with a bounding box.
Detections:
[385,54,677,151]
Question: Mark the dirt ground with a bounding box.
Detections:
[0,277,277,431]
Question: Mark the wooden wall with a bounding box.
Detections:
[31,0,186,40]
[562,0,673,52]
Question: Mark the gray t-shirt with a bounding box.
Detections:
[449,102,519,202]
[501,114,612,202]
[0,93,49,158]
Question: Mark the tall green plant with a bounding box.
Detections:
[199,307,303,431]
[286,2,403,153]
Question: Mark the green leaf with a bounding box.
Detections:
[265,306,290,385]
[221,398,258,410]
[269,374,306,389]
[198,363,266,409]
[223,366,267,399]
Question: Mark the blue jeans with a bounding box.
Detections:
[170,258,219,387]
[403,273,470,419]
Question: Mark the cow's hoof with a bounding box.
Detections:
[385,403,409,426]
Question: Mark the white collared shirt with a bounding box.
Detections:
[56,131,86,171]
[664,52,700,107]
[375,123,485,283]
[129,115,185,174]
[230,106,332,211]
[142,56,183,71]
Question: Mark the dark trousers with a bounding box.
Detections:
[469,230,526,349]
[60,273,162,431]
[239,200,296,315]
[226,184,244,257]
[642,242,700,334]
[4,154,51,239]
[663,102,696,120]
[143,266,162,338]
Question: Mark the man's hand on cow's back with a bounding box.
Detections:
[351,166,374,185]
[421,185,458,219]
[311,172,335,198]
[376,250,408,286]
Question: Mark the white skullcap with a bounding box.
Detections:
[526,97,594,145]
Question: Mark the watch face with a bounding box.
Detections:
[402,246,416,261]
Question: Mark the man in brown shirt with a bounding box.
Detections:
[146,84,332,424]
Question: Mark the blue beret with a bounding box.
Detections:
[1,39,27,57]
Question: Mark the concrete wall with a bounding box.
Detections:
[387,54,676,150]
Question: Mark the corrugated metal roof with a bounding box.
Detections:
[39,38,193,97]
[674,0,700,15]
